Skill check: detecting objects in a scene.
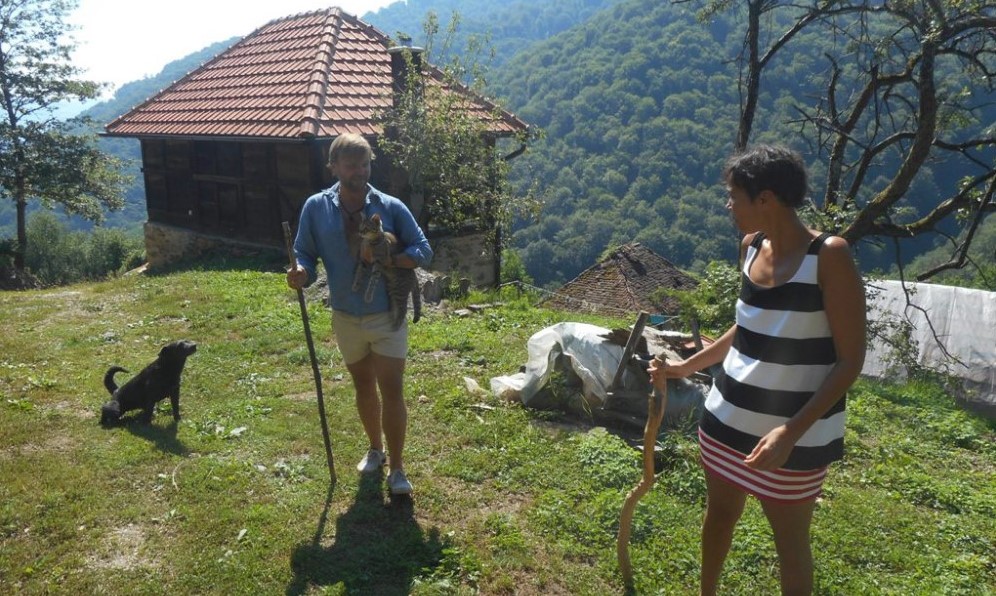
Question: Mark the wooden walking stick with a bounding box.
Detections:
[616,355,667,589]
[283,221,336,485]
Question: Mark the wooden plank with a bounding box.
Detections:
[607,311,649,405]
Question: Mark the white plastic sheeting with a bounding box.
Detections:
[491,322,623,408]
[863,280,996,411]
[490,322,709,419]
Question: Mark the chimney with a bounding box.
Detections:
[387,36,424,105]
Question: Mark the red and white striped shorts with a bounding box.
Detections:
[699,428,827,503]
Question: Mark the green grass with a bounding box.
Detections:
[1,258,994,594]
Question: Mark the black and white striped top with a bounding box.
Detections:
[700,232,846,470]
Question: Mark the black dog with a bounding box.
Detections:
[100,340,197,425]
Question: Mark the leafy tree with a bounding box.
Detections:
[376,12,539,274]
[24,211,143,285]
[499,247,533,286]
[680,0,996,282]
[659,260,739,335]
[0,0,129,270]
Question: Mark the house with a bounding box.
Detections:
[104,8,528,284]
[540,242,698,320]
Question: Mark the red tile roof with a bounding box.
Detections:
[104,8,527,140]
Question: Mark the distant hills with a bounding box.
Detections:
[10,0,992,288]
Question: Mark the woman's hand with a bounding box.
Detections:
[744,425,798,470]
[647,356,668,392]
[662,359,696,380]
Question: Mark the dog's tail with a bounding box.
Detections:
[104,366,128,394]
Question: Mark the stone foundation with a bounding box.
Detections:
[428,231,497,287]
[144,221,499,287]
[144,222,278,269]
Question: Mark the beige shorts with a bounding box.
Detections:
[332,310,408,365]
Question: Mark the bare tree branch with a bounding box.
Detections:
[916,174,996,280]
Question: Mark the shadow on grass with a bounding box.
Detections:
[286,474,445,595]
[110,418,189,456]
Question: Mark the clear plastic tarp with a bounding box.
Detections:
[490,322,709,420]
[863,280,996,413]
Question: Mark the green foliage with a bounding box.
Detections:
[23,211,144,285]
[499,2,747,285]
[376,13,538,242]
[497,0,996,286]
[499,247,533,286]
[661,260,739,335]
[902,216,996,290]
[0,0,130,268]
[367,0,622,69]
[576,428,639,490]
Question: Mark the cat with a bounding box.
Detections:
[351,213,421,330]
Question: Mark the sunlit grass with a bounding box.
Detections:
[1,258,993,594]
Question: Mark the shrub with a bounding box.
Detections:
[24,212,144,285]
[660,260,739,335]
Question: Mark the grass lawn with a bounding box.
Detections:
[1,257,994,594]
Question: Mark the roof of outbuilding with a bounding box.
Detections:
[541,243,698,317]
[104,8,528,140]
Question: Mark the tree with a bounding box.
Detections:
[0,0,129,271]
[375,13,538,280]
[679,0,996,282]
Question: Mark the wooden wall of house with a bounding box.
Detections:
[140,138,396,246]
[137,136,502,283]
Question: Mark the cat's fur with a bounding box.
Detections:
[351,213,421,330]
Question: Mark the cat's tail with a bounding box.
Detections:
[411,285,421,324]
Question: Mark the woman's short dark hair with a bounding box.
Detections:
[723,145,808,208]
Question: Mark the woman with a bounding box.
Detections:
[650,145,865,595]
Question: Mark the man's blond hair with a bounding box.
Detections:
[327,133,374,165]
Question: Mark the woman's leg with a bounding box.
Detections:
[759,497,817,596]
[701,471,748,596]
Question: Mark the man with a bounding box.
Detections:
[287,133,433,495]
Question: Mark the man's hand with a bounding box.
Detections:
[287,265,308,290]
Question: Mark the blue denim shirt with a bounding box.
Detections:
[293,183,433,315]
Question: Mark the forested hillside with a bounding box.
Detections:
[500,2,745,285]
[365,0,621,68]
[497,0,995,287]
[13,0,992,289]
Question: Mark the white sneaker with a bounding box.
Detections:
[388,469,413,495]
[356,449,386,473]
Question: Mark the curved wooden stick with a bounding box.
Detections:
[617,358,667,589]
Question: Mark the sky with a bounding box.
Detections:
[68,0,396,94]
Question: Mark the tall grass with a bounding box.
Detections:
[0,258,993,594]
